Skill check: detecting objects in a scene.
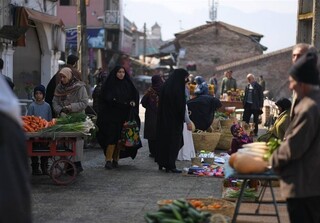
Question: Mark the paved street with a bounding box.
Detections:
[31,106,290,223]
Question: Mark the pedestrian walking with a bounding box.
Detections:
[141,74,164,158]
[155,68,189,173]
[96,66,141,169]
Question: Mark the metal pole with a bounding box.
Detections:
[77,0,88,86]
[143,23,146,63]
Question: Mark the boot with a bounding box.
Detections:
[40,157,49,175]
[112,146,120,168]
[31,157,42,176]
[74,161,83,174]
[105,145,115,169]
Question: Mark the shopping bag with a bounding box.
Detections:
[120,108,141,147]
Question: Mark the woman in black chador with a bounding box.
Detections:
[155,68,189,173]
[96,66,141,169]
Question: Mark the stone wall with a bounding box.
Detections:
[212,48,293,100]
[177,24,263,76]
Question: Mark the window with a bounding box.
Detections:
[60,0,90,6]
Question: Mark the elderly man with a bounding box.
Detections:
[272,50,320,223]
[242,73,264,136]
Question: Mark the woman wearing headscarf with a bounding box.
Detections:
[96,66,141,169]
[52,67,89,173]
[141,74,164,158]
[194,75,209,96]
[258,97,291,142]
[228,123,253,155]
[155,68,189,173]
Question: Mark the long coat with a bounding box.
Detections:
[96,66,141,159]
[141,86,162,140]
[155,69,189,169]
[272,90,320,199]
[243,81,264,109]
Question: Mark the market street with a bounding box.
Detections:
[30,106,290,223]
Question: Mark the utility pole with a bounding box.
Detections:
[143,23,146,63]
[77,0,88,86]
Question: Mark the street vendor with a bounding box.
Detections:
[52,67,88,174]
[187,90,221,131]
[272,50,320,223]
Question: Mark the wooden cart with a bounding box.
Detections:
[26,132,88,185]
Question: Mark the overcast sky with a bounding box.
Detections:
[123,0,298,52]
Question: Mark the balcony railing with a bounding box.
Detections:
[104,10,120,25]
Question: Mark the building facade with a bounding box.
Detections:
[0,0,65,99]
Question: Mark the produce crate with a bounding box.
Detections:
[157,198,235,218]
[192,131,221,152]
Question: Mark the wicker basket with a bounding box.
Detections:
[216,132,233,150]
[157,198,235,218]
[192,131,221,152]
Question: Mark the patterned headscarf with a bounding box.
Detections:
[230,123,251,143]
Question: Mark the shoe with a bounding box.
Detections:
[165,168,182,173]
[105,161,113,170]
[74,161,84,174]
[158,165,164,171]
[41,166,49,175]
[112,160,118,168]
[76,166,84,173]
[32,169,42,176]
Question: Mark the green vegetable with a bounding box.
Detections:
[225,187,257,199]
[56,113,87,124]
[144,199,211,223]
[263,138,282,161]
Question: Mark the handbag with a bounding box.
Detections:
[120,107,141,147]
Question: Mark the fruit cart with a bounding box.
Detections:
[26,131,88,185]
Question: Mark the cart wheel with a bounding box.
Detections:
[50,159,76,185]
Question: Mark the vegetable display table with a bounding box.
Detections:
[26,132,88,185]
[224,163,284,223]
[218,101,243,112]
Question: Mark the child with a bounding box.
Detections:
[27,85,52,175]
[228,123,253,155]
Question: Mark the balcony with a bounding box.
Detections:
[104,10,120,29]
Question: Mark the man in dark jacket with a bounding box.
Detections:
[242,73,264,136]
[187,93,222,131]
[272,50,320,223]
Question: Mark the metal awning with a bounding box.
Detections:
[23,7,64,27]
[0,25,28,41]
